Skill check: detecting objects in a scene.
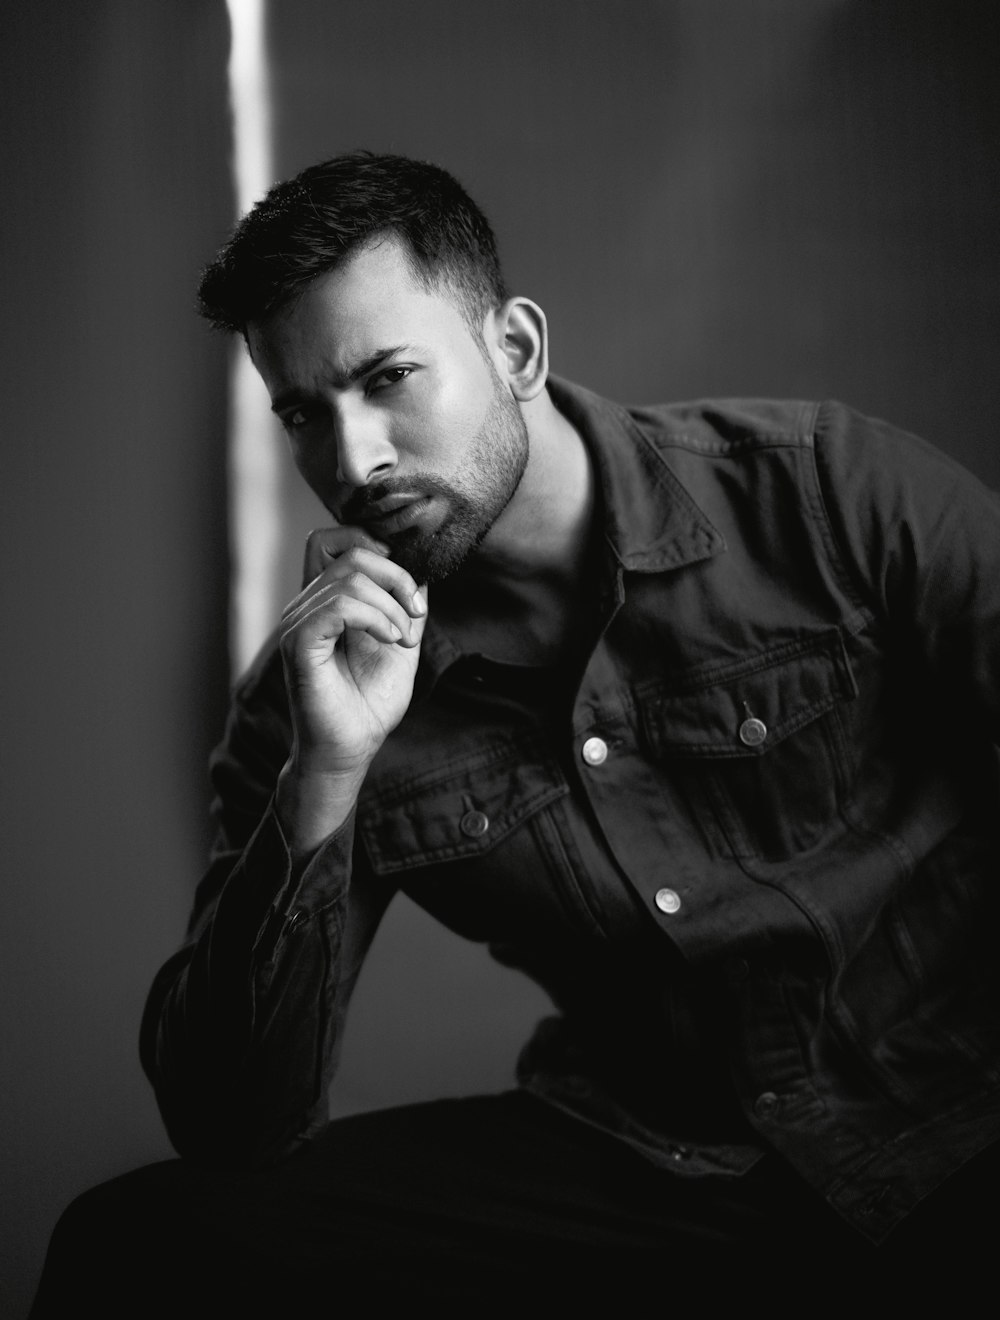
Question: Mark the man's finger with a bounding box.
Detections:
[285,547,424,626]
[279,590,403,650]
[282,572,422,647]
[302,524,390,588]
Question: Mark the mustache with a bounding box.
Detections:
[339,474,458,523]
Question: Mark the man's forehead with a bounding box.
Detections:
[247,253,473,392]
[330,233,426,294]
[263,242,458,335]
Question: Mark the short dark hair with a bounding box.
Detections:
[197,150,509,336]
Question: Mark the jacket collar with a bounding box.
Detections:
[546,375,725,573]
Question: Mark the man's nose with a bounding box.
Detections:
[333,407,397,489]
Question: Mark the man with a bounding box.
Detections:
[32,151,1000,1312]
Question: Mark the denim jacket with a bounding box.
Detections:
[142,378,1000,1244]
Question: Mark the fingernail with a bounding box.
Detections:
[412,591,426,615]
[389,624,402,640]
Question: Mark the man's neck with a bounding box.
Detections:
[434,384,599,666]
[477,385,595,578]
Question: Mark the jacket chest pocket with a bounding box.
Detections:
[358,736,568,875]
[638,631,858,861]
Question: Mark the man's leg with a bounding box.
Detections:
[32,1091,879,1315]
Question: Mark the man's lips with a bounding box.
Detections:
[355,495,434,536]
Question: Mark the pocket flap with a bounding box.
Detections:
[359,737,568,874]
[640,630,857,759]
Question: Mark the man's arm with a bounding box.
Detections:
[140,527,427,1167]
[812,400,1000,734]
[273,525,428,853]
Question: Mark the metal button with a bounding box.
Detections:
[460,809,490,838]
[581,736,608,766]
[738,716,768,747]
[754,1091,779,1120]
[654,887,681,915]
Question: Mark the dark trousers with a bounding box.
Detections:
[30,1091,997,1315]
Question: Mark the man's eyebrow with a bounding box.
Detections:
[345,345,413,382]
[270,346,414,414]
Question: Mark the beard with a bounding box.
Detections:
[338,371,529,585]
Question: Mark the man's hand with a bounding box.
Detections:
[275,525,428,856]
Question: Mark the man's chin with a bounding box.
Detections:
[386,524,482,586]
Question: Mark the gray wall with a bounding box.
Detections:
[4,1,999,1313]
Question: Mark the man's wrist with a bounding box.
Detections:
[275,758,366,861]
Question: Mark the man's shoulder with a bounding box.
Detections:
[621,394,965,480]
[555,377,903,467]
[625,396,823,456]
[556,378,944,465]
[613,393,963,502]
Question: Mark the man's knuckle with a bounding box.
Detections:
[304,528,330,552]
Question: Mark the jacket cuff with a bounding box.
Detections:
[208,800,356,962]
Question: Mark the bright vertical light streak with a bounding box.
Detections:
[225,0,280,676]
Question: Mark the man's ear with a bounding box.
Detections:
[487,297,549,401]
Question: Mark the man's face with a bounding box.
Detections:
[247,238,528,584]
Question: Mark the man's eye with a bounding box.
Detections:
[367,366,412,394]
[284,407,315,429]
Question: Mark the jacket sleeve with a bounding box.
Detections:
[139,635,397,1167]
[811,399,1000,738]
